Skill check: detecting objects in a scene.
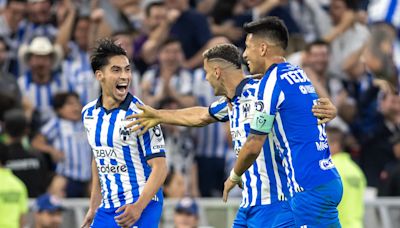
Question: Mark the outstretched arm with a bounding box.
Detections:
[126,104,217,135]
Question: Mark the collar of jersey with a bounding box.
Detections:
[229,77,252,102]
[95,93,133,114]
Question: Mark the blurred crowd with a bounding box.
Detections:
[0,0,399,227]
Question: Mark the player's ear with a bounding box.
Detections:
[95,70,103,81]
[214,66,221,79]
[260,43,268,57]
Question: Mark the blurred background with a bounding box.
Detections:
[0,0,399,227]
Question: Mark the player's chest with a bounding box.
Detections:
[228,98,256,127]
[84,113,136,147]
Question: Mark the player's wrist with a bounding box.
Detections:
[229,169,241,183]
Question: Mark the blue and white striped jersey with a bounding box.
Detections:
[41,117,92,181]
[192,68,229,159]
[62,42,99,105]
[209,77,288,208]
[82,93,166,210]
[251,63,340,196]
[368,0,400,28]
[17,71,69,124]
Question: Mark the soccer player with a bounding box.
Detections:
[126,44,336,227]
[223,17,343,227]
[80,39,168,228]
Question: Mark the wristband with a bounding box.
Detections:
[229,169,241,183]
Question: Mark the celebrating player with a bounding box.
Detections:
[80,39,167,228]
[224,17,343,227]
[126,43,336,227]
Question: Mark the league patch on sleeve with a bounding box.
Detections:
[250,110,275,133]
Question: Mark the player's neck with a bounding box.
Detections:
[225,71,246,100]
[264,55,286,72]
[102,95,122,110]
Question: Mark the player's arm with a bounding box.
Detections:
[125,104,217,135]
[115,125,168,227]
[115,157,167,227]
[81,159,102,228]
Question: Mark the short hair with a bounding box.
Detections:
[145,1,164,17]
[4,109,27,138]
[160,37,181,50]
[244,16,289,50]
[326,126,345,145]
[91,38,127,73]
[52,91,80,111]
[202,43,241,69]
[305,39,330,53]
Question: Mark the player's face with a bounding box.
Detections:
[204,59,223,96]
[96,55,131,104]
[243,34,264,74]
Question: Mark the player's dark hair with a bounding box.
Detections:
[4,109,27,138]
[145,1,164,17]
[52,91,80,111]
[91,38,127,73]
[244,16,289,50]
[202,43,241,69]
[305,39,330,53]
[326,126,345,146]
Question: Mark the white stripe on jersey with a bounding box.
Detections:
[256,148,271,205]
[368,0,400,28]
[268,136,284,201]
[275,112,302,195]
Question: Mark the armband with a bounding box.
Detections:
[250,110,274,134]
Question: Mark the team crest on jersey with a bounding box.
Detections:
[119,126,131,141]
[152,126,163,142]
[242,103,250,118]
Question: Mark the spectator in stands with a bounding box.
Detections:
[141,38,195,108]
[33,193,64,228]
[327,0,369,80]
[165,0,227,69]
[4,109,47,197]
[0,142,28,228]
[60,3,100,105]
[164,168,186,199]
[328,126,366,228]
[173,197,199,228]
[17,36,67,129]
[380,134,400,196]
[0,37,21,105]
[0,0,27,75]
[32,92,92,198]
[134,1,180,73]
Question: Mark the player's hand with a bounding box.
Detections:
[125,103,161,136]
[222,178,242,203]
[81,208,95,228]
[312,98,337,125]
[114,203,144,228]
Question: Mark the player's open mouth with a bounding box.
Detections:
[116,83,128,94]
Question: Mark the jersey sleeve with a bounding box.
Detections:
[208,97,229,122]
[137,124,166,161]
[40,118,59,142]
[250,67,284,135]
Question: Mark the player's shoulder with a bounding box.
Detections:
[82,99,98,114]
[128,95,146,112]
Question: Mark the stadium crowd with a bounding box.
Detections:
[0,0,399,227]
